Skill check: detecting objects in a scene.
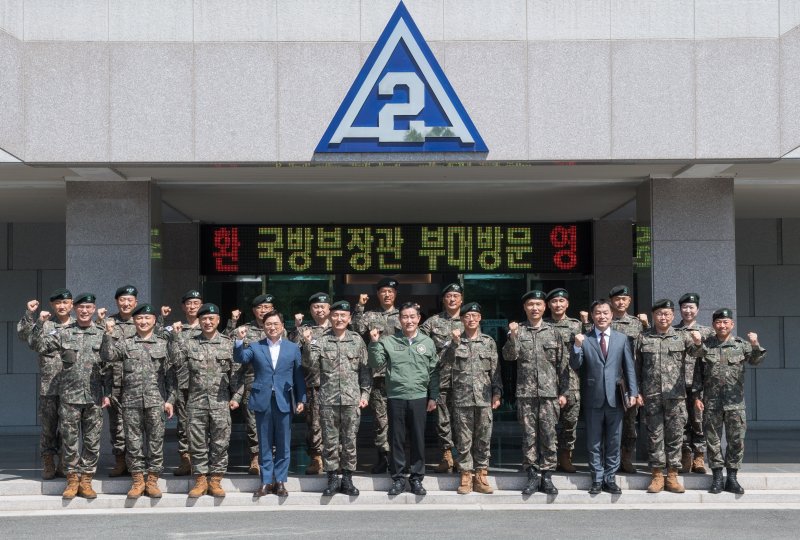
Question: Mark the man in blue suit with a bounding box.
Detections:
[571,299,638,495]
[234,311,306,497]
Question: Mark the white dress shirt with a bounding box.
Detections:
[267,337,281,369]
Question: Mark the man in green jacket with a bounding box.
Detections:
[368,302,439,497]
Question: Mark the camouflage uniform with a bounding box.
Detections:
[611,315,645,454]
[100,314,137,458]
[303,329,371,472]
[420,312,463,454]
[223,321,265,456]
[101,332,176,474]
[674,322,715,456]
[692,335,766,470]
[545,316,582,452]
[502,322,568,472]
[165,322,201,456]
[635,328,700,469]
[352,305,400,453]
[172,332,237,475]
[18,311,73,458]
[34,322,110,474]
[444,333,502,472]
[291,322,331,458]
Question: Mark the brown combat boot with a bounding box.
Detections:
[248,452,260,475]
[473,468,494,494]
[109,454,128,477]
[680,447,692,473]
[127,472,145,498]
[305,453,323,475]
[174,452,191,476]
[62,472,80,499]
[620,447,637,474]
[665,468,686,493]
[145,472,162,498]
[557,449,577,473]
[207,474,226,497]
[691,452,707,474]
[434,449,454,474]
[646,468,664,493]
[78,473,97,499]
[42,454,56,480]
[188,474,208,498]
[457,471,473,494]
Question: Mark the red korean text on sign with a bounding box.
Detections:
[550,225,577,270]
[213,227,241,273]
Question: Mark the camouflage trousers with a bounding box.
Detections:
[453,406,493,471]
[123,406,166,474]
[59,401,102,474]
[704,408,747,470]
[241,384,260,455]
[107,388,126,456]
[321,404,361,472]
[557,391,581,451]
[369,377,389,452]
[517,397,559,471]
[435,387,453,451]
[622,404,640,452]
[188,407,231,475]
[682,394,706,454]
[644,398,687,469]
[304,386,323,456]
[39,394,61,457]
[175,388,189,455]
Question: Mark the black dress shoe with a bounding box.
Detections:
[388,478,406,496]
[409,479,427,496]
[274,482,288,497]
[589,482,602,495]
[602,481,622,494]
[254,484,272,497]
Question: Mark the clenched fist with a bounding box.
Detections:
[747,332,759,347]
[294,313,304,327]
[451,328,461,345]
[508,321,519,337]
[359,294,369,306]
[369,328,381,342]
[96,308,108,320]
[27,299,40,313]
[104,319,116,332]
[579,311,589,324]
[161,305,171,318]
[689,330,702,345]
[231,309,241,322]
[39,311,51,322]
[574,333,585,348]
[236,326,247,340]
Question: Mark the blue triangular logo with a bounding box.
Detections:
[315,1,487,154]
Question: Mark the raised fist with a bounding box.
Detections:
[27,300,40,313]
[294,313,304,326]
[302,328,313,342]
[369,328,381,342]
[39,311,51,322]
[105,318,116,332]
[579,311,589,324]
[638,313,649,326]
[172,321,183,334]
[508,321,519,337]
[231,309,241,321]
[747,332,759,347]
[689,330,702,345]
[97,307,108,320]
[451,328,461,345]
[574,333,585,348]
[161,305,172,317]
[359,294,369,306]
[236,326,247,340]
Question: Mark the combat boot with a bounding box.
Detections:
[371,449,389,474]
[42,454,56,480]
[248,452,260,475]
[109,454,128,477]
[540,471,558,495]
[647,468,664,493]
[434,449,454,474]
[174,452,191,476]
[305,453,323,475]
[127,472,145,498]
[474,468,494,494]
[457,471,473,494]
[665,468,685,493]
[145,472,162,498]
[557,449,577,473]
[680,447,692,473]
[724,468,744,494]
[521,468,540,495]
[62,472,80,499]
[322,471,341,496]
[709,468,724,494]
[188,474,208,498]
[692,452,707,474]
[620,447,637,474]
[78,473,97,499]
[207,474,226,497]
[340,470,359,496]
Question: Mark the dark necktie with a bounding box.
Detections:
[599,332,608,358]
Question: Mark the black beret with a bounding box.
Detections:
[131,303,156,317]
[609,285,631,298]
[49,288,72,301]
[308,292,331,305]
[651,299,675,311]
[251,294,275,307]
[712,308,734,321]
[115,285,138,299]
[376,277,399,290]
[441,283,463,296]
[679,293,700,306]
[522,290,547,302]
[460,302,481,316]
[73,293,96,305]
[330,300,351,313]
[546,288,568,301]
[181,290,202,303]
[197,303,220,317]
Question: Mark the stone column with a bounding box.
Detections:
[593,220,635,303]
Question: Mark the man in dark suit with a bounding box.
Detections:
[234,311,306,497]
[571,299,638,495]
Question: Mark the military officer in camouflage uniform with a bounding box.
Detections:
[635,299,704,494]
[674,292,715,474]
[444,302,502,495]
[353,277,401,474]
[420,283,464,474]
[34,293,110,500]
[303,300,370,497]
[503,290,569,496]
[693,308,765,495]
[172,303,238,498]
[102,304,176,499]
[18,289,74,479]
[291,292,332,475]
[544,288,583,474]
